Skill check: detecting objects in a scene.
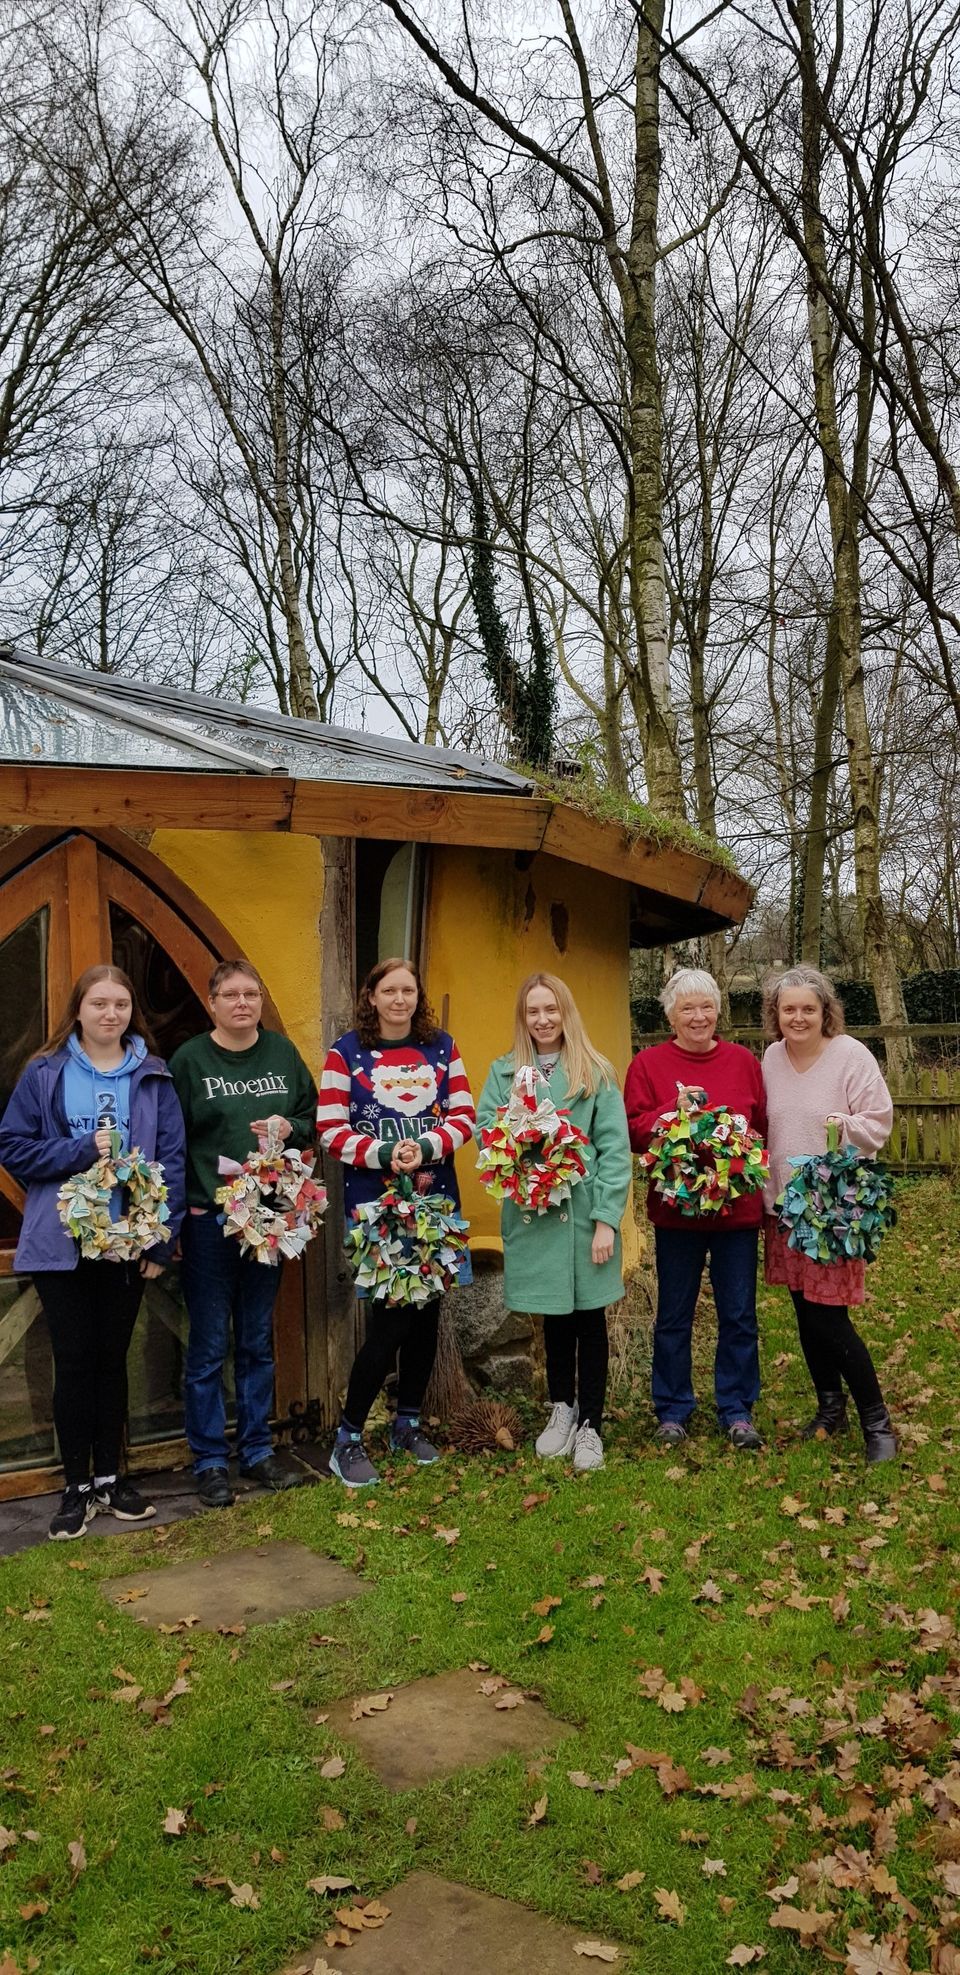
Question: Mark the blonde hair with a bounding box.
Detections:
[512,972,616,1099]
[762,965,846,1042]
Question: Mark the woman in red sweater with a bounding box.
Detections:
[624,969,767,1450]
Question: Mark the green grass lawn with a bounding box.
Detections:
[1,1177,959,1975]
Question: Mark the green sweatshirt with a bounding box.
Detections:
[169,1029,318,1209]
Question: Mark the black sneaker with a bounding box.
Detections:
[237,1454,303,1492]
[728,1419,763,1451]
[389,1417,440,1464]
[655,1421,688,1446]
[48,1483,95,1541]
[197,1466,234,1508]
[94,1478,156,1521]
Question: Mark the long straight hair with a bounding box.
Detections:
[40,964,156,1058]
[354,956,439,1049]
[511,972,616,1100]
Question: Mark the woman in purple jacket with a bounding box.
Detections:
[0,965,186,1540]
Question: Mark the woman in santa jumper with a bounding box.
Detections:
[624,968,767,1450]
[761,965,896,1462]
[477,972,632,1474]
[317,956,476,1487]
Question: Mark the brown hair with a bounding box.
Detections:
[207,958,265,1000]
[511,971,616,1100]
[762,965,846,1043]
[41,964,157,1057]
[355,957,439,1049]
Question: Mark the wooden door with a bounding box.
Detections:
[0,829,309,1497]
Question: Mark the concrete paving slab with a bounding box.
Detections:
[325,1667,569,1790]
[101,1540,368,1631]
[277,1871,624,1974]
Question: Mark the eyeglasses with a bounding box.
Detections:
[214,988,263,1003]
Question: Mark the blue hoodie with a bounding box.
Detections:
[0,1041,186,1273]
[62,1035,144,1220]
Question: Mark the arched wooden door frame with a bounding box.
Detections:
[0,826,311,1498]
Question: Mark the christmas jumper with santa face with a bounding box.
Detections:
[316,1029,476,1216]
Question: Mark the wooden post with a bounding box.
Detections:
[315,837,362,1425]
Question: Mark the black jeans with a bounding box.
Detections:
[343,1296,440,1430]
[790,1290,884,1414]
[543,1307,609,1431]
[34,1260,144,1485]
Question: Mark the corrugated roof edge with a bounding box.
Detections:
[0,647,532,796]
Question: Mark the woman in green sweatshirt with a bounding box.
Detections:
[170,958,317,1508]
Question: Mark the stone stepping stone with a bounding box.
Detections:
[325,1668,569,1791]
[277,1871,624,1973]
[101,1541,368,1632]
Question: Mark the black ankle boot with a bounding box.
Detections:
[859,1402,897,1463]
[801,1391,847,1440]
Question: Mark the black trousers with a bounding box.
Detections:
[543,1307,609,1430]
[343,1296,440,1430]
[790,1290,884,1414]
[34,1260,144,1485]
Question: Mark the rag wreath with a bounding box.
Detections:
[216,1129,327,1264]
[476,1064,589,1214]
[639,1086,769,1216]
[775,1120,896,1263]
[57,1140,172,1261]
[345,1172,469,1306]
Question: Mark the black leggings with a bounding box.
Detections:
[790,1290,884,1414]
[343,1296,441,1430]
[34,1260,144,1485]
[543,1307,609,1431]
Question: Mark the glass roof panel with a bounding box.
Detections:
[0,679,224,770]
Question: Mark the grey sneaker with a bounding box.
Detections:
[655,1421,688,1446]
[573,1425,605,1472]
[536,1402,578,1459]
[330,1433,380,1488]
[390,1418,440,1464]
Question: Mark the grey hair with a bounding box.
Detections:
[761,965,845,1041]
[659,968,722,1019]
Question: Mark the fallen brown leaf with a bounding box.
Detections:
[162,1808,187,1837]
[573,1944,619,1962]
[767,1905,833,1940]
[726,1950,765,1967]
[68,1837,86,1877]
[319,1755,346,1779]
[350,1693,392,1721]
[616,1870,645,1891]
[227,1880,260,1909]
[494,1691,524,1711]
[307,1876,356,1896]
[527,1795,548,1826]
[319,1805,345,1831]
[654,1887,686,1925]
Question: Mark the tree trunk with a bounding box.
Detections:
[796,0,911,1076]
[621,0,685,818]
[270,268,320,721]
[800,609,841,964]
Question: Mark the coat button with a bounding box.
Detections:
[522,1214,532,1225]
[560,1212,568,1222]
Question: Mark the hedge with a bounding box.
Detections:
[632,967,960,1037]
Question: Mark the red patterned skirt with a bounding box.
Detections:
[763,1216,865,1307]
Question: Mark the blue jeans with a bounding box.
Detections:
[180,1211,281,1473]
[652,1225,760,1426]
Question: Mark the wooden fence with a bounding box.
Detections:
[884,1068,960,1172]
[631,1034,960,1173]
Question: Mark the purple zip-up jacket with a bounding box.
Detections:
[0,1044,186,1273]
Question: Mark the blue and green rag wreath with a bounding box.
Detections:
[775,1121,897,1264]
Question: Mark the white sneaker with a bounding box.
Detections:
[573,1426,605,1472]
[536,1402,578,1459]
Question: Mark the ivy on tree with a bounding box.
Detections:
[467,480,555,769]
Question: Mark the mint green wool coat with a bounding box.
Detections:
[476,1056,633,1316]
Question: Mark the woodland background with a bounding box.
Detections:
[4,0,960,1062]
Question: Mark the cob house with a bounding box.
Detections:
[0,646,752,1498]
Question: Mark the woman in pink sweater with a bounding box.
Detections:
[761,966,896,1462]
[625,968,767,1451]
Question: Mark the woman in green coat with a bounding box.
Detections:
[477,971,632,1472]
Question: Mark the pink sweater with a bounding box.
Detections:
[761,1035,894,1210]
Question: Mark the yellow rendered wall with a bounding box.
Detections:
[424,846,642,1268]
[148,830,324,1075]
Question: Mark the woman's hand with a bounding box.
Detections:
[249,1115,292,1143]
[139,1257,164,1280]
[676,1085,706,1113]
[391,1140,423,1173]
[94,1127,114,1158]
[591,1220,615,1265]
